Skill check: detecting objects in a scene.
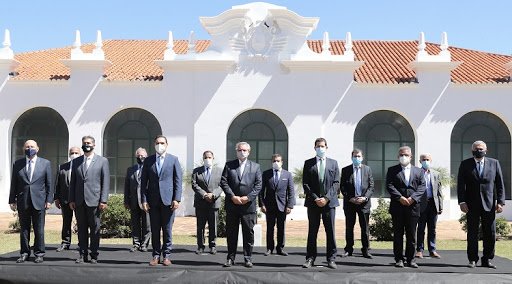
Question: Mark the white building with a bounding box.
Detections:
[1,2,511,220]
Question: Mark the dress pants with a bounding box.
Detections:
[306,206,337,261]
[149,200,175,258]
[416,199,438,253]
[265,206,287,252]
[60,202,74,246]
[18,194,46,257]
[467,201,496,262]
[75,204,101,259]
[391,206,418,262]
[130,207,151,248]
[226,210,256,262]
[344,206,370,253]
[196,207,218,249]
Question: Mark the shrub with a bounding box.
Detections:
[369,198,394,241]
[100,194,131,238]
[458,213,511,240]
[8,212,21,233]
[292,168,305,198]
[217,196,227,237]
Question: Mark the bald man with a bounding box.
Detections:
[9,140,53,263]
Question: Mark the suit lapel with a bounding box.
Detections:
[399,166,407,186]
[23,159,30,181]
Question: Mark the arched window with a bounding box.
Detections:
[227,109,288,170]
[103,108,162,193]
[12,107,68,172]
[354,110,415,197]
[451,111,511,199]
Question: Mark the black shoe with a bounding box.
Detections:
[362,251,373,259]
[223,259,234,267]
[16,255,28,263]
[327,260,337,269]
[340,251,352,258]
[468,261,476,268]
[395,260,404,268]
[195,248,204,255]
[302,258,314,268]
[482,260,497,269]
[264,249,272,256]
[276,250,288,256]
[209,247,217,255]
[56,245,69,252]
[130,245,139,253]
[407,261,419,268]
[90,258,98,264]
[140,246,148,252]
[75,255,88,264]
[244,260,253,268]
[34,256,44,263]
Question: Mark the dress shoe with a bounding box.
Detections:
[302,258,314,268]
[264,249,272,256]
[34,256,44,263]
[90,258,98,264]
[56,245,69,252]
[407,261,419,268]
[362,251,373,259]
[16,255,28,263]
[130,245,139,253]
[327,260,337,269]
[149,257,159,266]
[162,258,172,266]
[395,260,404,268]
[75,255,88,264]
[429,251,441,259]
[209,247,217,255]
[468,261,476,268]
[195,248,204,255]
[415,251,423,259]
[340,251,352,258]
[140,246,148,252]
[223,259,234,267]
[276,250,288,256]
[481,260,497,269]
[244,260,253,268]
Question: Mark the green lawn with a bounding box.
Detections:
[2,230,511,260]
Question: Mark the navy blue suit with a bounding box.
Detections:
[259,168,295,252]
[141,153,183,259]
[9,156,53,258]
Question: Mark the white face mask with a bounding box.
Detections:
[315,147,326,158]
[237,150,249,160]
[203,158,213,168]
[399,155,411,166]
[272,161,282,170]
[69,153,80,160]
[155,144,166,155]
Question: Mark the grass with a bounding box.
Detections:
[2,230,512,260]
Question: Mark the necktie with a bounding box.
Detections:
[355,167,361,196]
[205,167,211,183]
[27,160,32,182]
[157,156,163,175]
[425,171,432,198]
[478,162,483,177]
[403,167,409,186]
[274,170,279,186]
[319,158,326,196]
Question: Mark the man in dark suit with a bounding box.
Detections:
[386,146,425,268]
[191,150,223,255]
[415,153,443,259]
[220,141,262,268]
[54,146,81,252]
[259,154,295,257]
[69,135,110,264]
[302,138,340,269]
[124,147,151,252]
[9,139,53,263]
[457,140,505,269]
[141,135,183,266]
[340,149,374,259]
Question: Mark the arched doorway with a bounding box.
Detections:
[103,108,162,193]
[354,110,415,197]
[227,109,288,170]
[12,107,69,172]
[451,111,511,199]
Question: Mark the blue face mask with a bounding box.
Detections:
[25,148,37,158]
[315,147,326,158]
[421,160,430,170]
[352,157,362,166]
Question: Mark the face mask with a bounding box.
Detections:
[137,157,145,165]
[352,157,362,166]
[472,150,486,159]
[25,148,37,158]
[399,155,410,166]
[82,145,93,153]
[69,153,80,160]
[237,150,249,160]
[203,158,213,168]
[272,161,282,170]
[421,160,430,170]
[155,144,166,155]
[315,147,326,158]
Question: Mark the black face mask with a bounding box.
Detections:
[25,148,37,157]
[136,157,145,165]
[82,145,94,153]
[472,150,486,159]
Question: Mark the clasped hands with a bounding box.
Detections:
[203,193,214,203]
[349,197,366,205]
[460,203,504,214]
[315,197,328,207]
[231,196,249,205]
[399,196,414,206]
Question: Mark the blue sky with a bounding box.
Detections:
[1,0,511,55]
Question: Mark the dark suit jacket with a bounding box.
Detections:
[420,169,443,213]
[9,156,53,211]
[259,169,296,212]
[55,160,72,204]
[340,164,374,213]
[220,159,262,214]
[124,164,143,210]
[69,154,110,207]
[140,153,183,206]
[302,157,340,208]
[191,166,223,209]
[386,164,426,217]
[457,157,505,212]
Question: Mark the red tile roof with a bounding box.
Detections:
[11,39,512,84]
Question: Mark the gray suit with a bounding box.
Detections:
[192,165,222,249]
[69,154,110,259]
[55,160,75,247]
[124,164,151,249]
[417,169,443,254]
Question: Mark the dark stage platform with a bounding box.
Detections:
[1,245,511,283]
